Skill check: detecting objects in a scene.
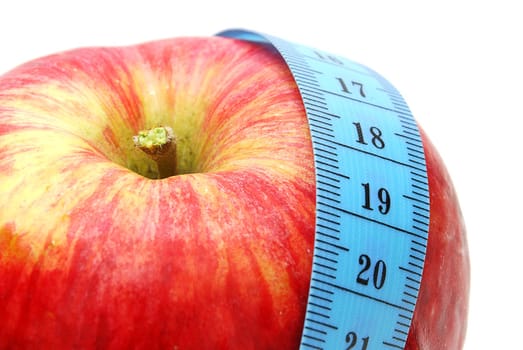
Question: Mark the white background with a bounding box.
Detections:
[1,1,520,348]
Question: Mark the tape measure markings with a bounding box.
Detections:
[217,29,430,350]
[282,38,421,349]
[271,36,430,349]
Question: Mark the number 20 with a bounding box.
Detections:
[357,254,387,290]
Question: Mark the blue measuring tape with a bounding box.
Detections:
[217,29,430,350]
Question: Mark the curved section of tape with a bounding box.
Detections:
[217,28,429,350]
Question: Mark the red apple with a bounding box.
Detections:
[0,35,469,349]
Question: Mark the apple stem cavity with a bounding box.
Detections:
[133,126,176,179]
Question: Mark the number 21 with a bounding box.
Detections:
[346,331,369,350]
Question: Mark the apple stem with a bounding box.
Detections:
[133,126,176,179]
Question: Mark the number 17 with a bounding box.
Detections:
[336,77,366,98]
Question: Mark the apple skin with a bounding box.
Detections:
[0,36,469,349]
[408,131,470,349]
